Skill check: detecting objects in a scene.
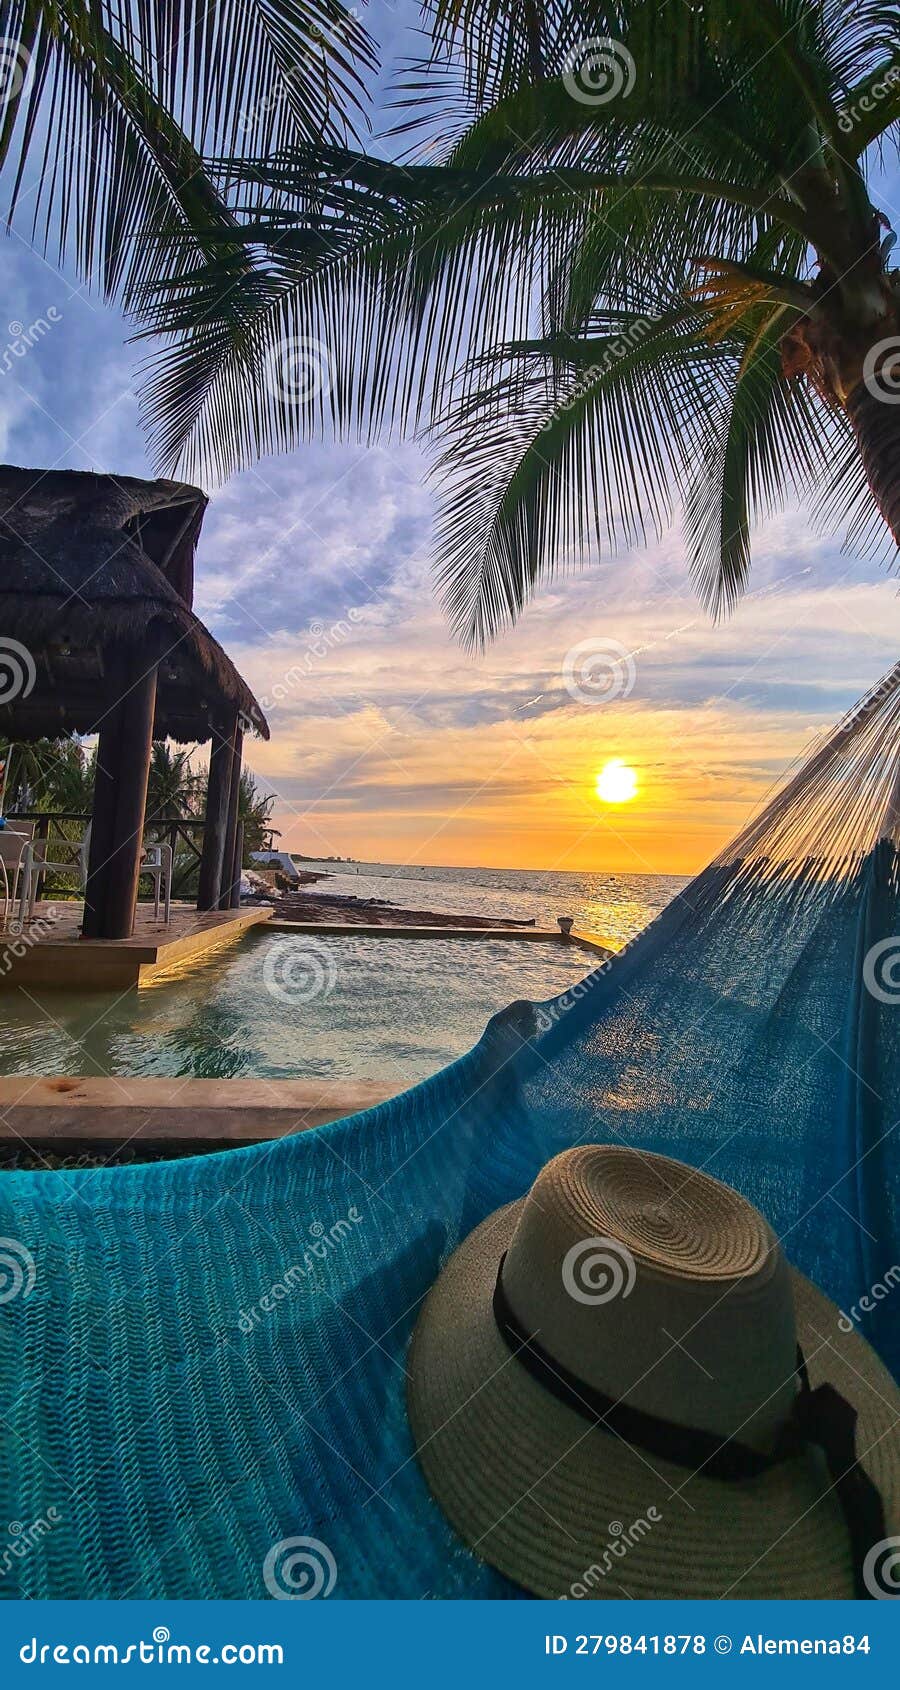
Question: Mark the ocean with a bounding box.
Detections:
[292,860,688,947]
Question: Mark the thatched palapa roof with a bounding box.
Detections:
[0,465,268,742]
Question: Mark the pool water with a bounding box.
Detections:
[0,932,597,1088]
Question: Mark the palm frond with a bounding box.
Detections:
[137,119,825,480]
[412,1,580,114]
[813,427,900,562]
[430,308,715,645]
[128,0,899,629]
[683,309,845,614]
[0,0,377,295]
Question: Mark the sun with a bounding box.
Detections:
[595,758,638,804]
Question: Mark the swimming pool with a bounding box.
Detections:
[0,930,596,1088]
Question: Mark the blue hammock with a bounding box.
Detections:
[1,668,899,1599]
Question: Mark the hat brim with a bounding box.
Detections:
[407,1201,900,1600]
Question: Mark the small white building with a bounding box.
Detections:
[249,850,301,884]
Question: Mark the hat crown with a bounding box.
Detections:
[502,1146,798,1443]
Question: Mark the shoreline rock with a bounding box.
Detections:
[251,887,536,929]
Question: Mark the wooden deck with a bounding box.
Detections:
[0,1074,396,1154]
[0,901,273,990]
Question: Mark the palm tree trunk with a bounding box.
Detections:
[845,375,900,545]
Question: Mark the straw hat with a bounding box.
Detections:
[408,1146,900,1599]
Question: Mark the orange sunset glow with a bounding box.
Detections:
[235,569,881,879]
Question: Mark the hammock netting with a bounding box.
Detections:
[1,666,899,1599]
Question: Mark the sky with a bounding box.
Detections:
[2,4,900,878]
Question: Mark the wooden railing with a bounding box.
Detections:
[7,812,208,899]
[7,812,276,902]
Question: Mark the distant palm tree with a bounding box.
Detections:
[238,768,276,859]
[0,738,47,810]
[145,743,199,824]
[44,740,96,816]
[0,735,93,815]
[0,0,375,309]
[144,0,900,641]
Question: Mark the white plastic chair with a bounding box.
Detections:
[19,827,91,924]
[19,828,173,926]
[141,842,173,923]
[0,823,35,927]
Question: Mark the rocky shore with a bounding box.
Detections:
[269,891,535,928]
[243,868,537,929]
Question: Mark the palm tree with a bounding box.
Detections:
[0,735,93,814]
[42,739,95,816]
[0,0,375,306]
[0,738,48,810]
[141,0,900,642]
[145,743,200,824]
[238,768,276,857]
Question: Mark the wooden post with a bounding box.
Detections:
[197,712,237,910]
[228,820,244,910]
[31,815,50,905]
[103,662,158,939]
[82,695,124,936]
[82,647,158,941]
[219,721,243,911]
